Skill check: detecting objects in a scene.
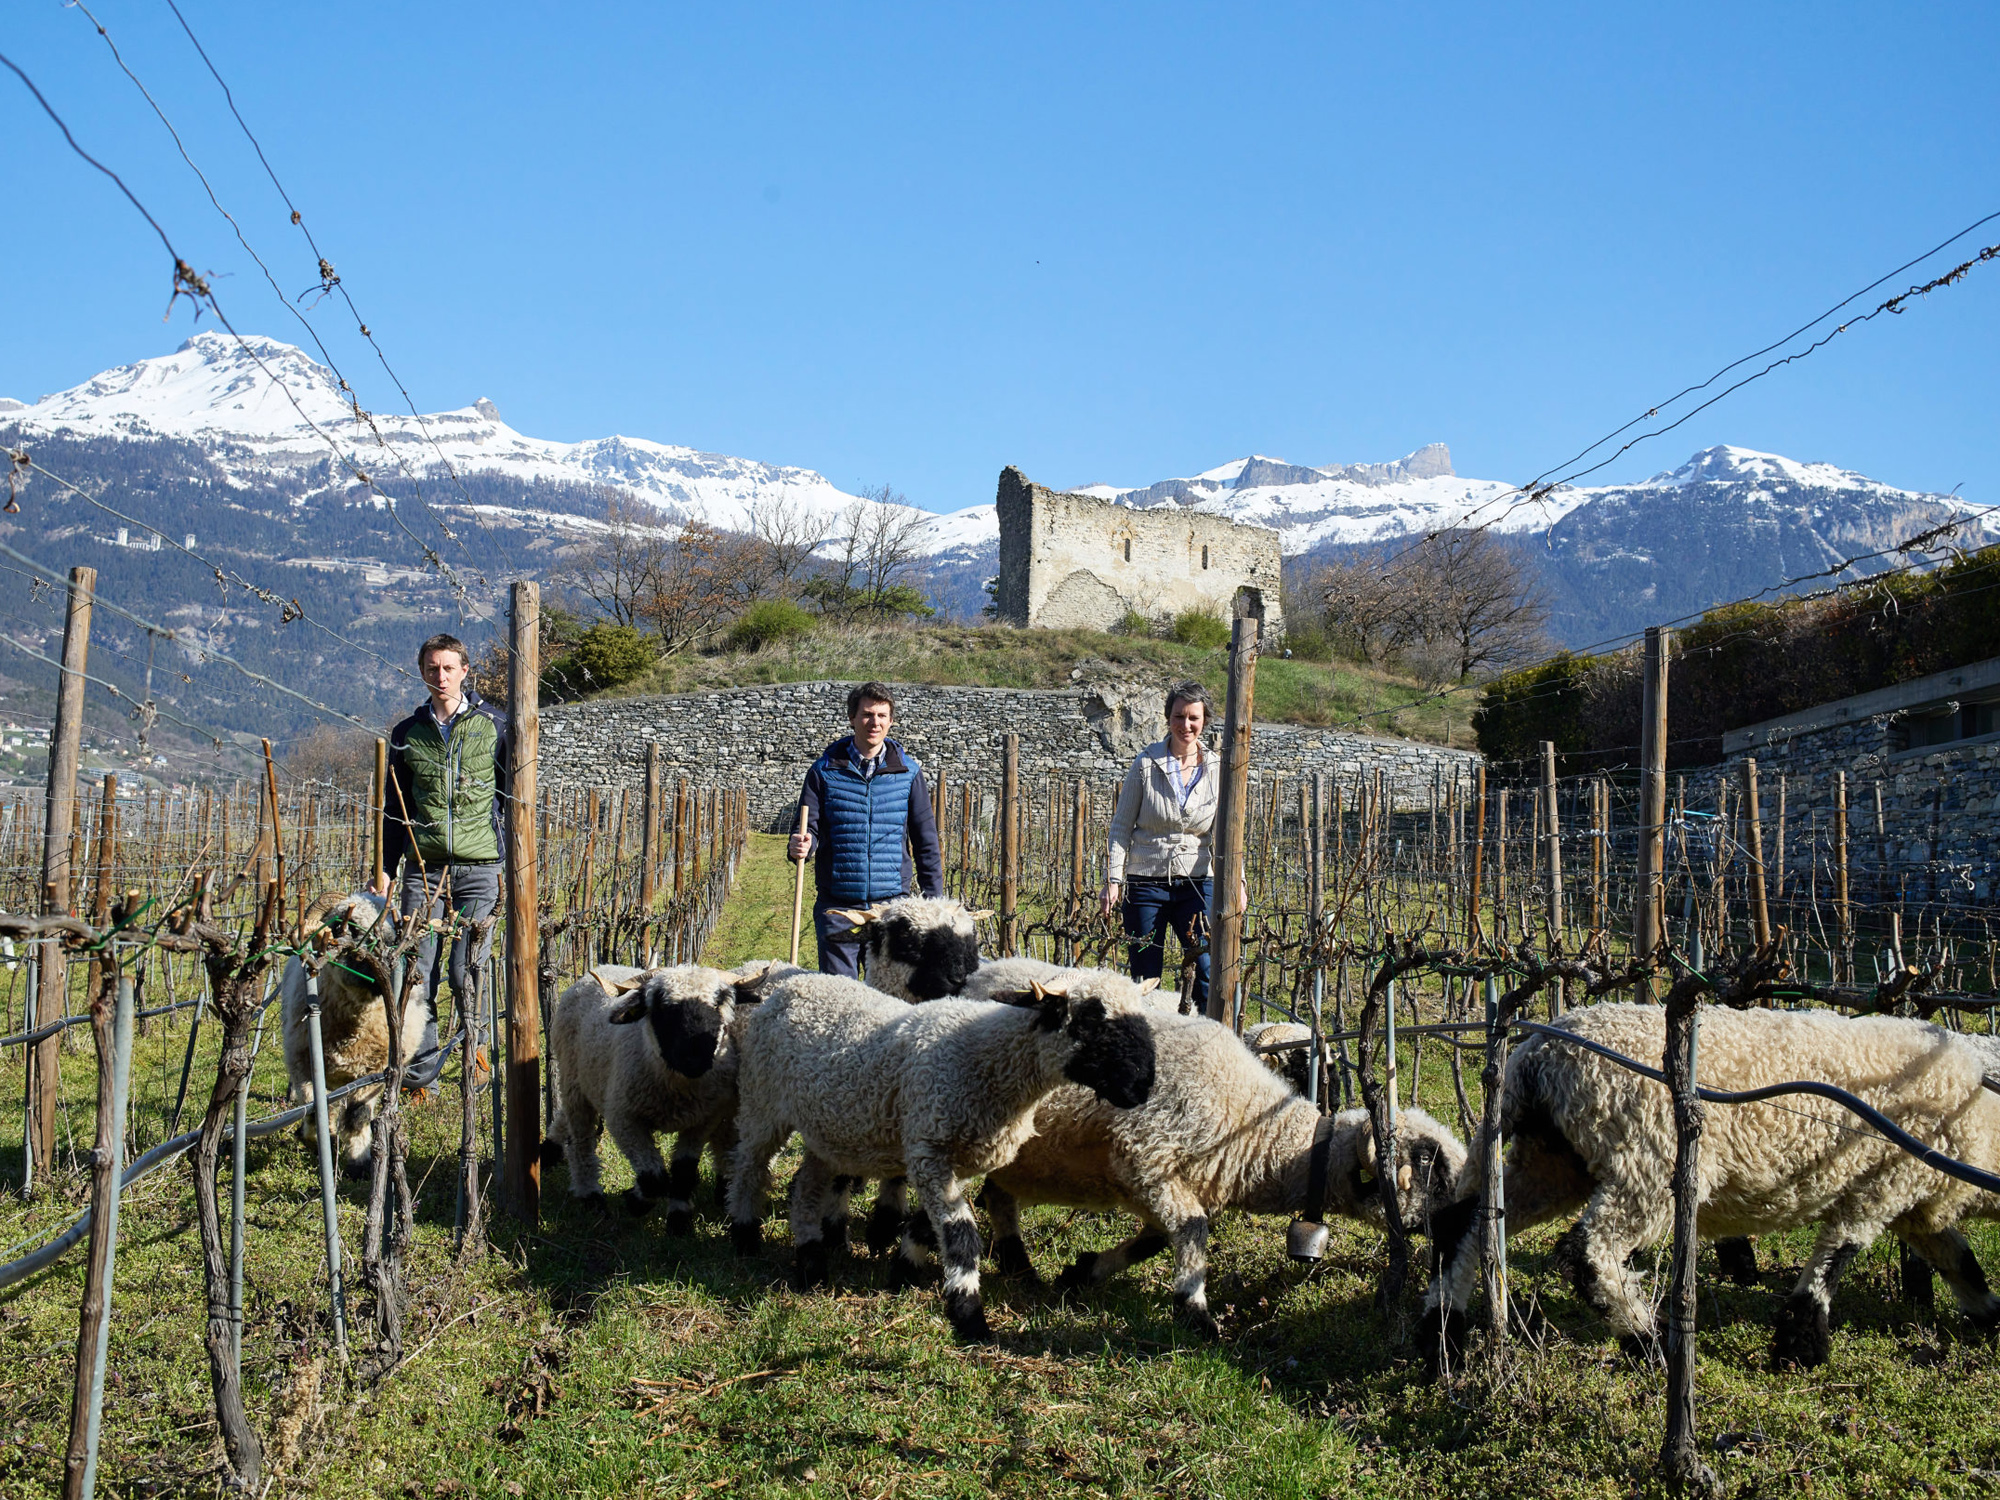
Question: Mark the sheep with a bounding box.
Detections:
[1423,1002,2000,1370]
[279,893,417,1178]
[823,895,988,1002]
[837,956,1170,1257]
[726,968,1158,1342]
[1242,1020,1314,1096]
[538,962,753,1229]
[977,1001,1465,1335]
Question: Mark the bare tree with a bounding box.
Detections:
[748,496,834,592]
[1394,529,1551,683]
[641,520,764,652]
[1316,549,1404,663]
[807,487,936,619]
[551,496,670,627]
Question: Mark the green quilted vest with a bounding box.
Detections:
[398,706,503,865]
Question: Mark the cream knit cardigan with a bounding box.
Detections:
[1105,737,1219,883]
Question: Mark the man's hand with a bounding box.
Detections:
[788,831,812,862]
[1099,879,1121,919]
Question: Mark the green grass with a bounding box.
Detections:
[9,892,2000,1496]
[609,624,1475,749]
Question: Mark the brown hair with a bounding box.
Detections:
[418,633,470,669]
[1164,680,1212,722]
[846,681,895,717]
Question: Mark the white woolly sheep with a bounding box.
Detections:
[824,895,989,1002]
[279,893,416,1178]
[979,1002,1465,1335]
[726,968,1158,1342]
[1424,1002,2000,1370]
[539,962,754,1229]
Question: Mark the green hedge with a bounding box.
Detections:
[1474,545,2000,770]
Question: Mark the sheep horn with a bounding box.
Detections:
[590,964,646,996]
[965,909,995,920]
[1136,977,1160,992]
[1396,1164,1413,1193]
[1029,981,1069,1000]
[825,907,877,927]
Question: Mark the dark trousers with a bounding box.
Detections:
[1123,877,1211,1011]
[814,897,908,978]
[398,862,501,1065]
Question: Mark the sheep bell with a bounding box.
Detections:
[1287,1218,1330,1262]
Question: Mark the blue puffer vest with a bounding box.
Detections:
[817,740,920,905]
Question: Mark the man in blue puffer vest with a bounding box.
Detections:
[788,681,944,976]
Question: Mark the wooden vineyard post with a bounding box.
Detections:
[1741,757,1771,950]
[504,581,542,1224]
[29,564,94,1188]
[1541,742,1563,947]
[1468,764,1487,949]
[1066,779,1086,965]
[674,780,687,898]
[640,744,660,914]
[1835,772,1851,981]
[372,739,388,890]
[1636,626,1670,989]
[1000,735,1020,956]
[1207,614,1258,1029]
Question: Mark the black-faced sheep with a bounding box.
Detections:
[726,969,1158,1342]
[539,962,754,1229]
[979,1002,1465,1335]
[1425,1002,2000,1370]
[279,893,417,1178]
[824,895,988,1002]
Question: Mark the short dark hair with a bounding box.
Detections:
[1164,680,1212,721]
[846,681,895,717]
[418,633,470,669]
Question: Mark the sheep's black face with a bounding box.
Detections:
[647,998,725,1077]
[1062,999,1156,1109]
[881,915,980,1001]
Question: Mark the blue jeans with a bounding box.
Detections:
[1122,877,1210,1011]
[398,863,500,1080]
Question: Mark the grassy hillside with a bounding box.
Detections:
[603,625,1476,748]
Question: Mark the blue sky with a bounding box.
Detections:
[4,2,1996,513]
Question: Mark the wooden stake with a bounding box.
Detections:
[789,804,811,967]
[1001,735,1020,956]
[1636,626,1670,981]
[504,582,542,1224]
[1207,615,1258,1028]
[1741,757,1771,949]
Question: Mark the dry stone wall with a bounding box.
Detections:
[539,681,1479,830]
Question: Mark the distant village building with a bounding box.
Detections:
[993,466,1284,636]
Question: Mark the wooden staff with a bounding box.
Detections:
[788,804,810,966]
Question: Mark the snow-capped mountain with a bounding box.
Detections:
[3,333,1988,653]
[1,333,997,554]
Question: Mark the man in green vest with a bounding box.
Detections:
[377,632,509,1081]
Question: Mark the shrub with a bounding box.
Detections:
[543,622,657,700]
[1171,610,1230,649]
[1112,609,1156,637]
[726,599,816,652]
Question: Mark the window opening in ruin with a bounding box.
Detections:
[1123,537,1132,563]
[1201,545,1209,570]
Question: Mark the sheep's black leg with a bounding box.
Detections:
[1714,1236,1759,1286]
[888,1206,940,1290]
[1419,1202,1480,1380]
[910,1156,988,1342]
[1773,1235,1861,1369]
[982,1183,1040,1284]
[1053,1224,1171,1291]
[660,1145,703,1235]
[822,1174,858,1251]
[789,1154,838,1290]
[607,1113,674,1219]
[867,1176,910,1257]
[1901,1227,2000,1338]
[726,1120,790,1256]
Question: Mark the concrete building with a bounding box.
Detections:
[993,466,1284,636]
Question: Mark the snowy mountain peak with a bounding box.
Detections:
[0,397,25,414]
[1646,444,1869,492]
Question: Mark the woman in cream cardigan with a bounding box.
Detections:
[1099,680,1219,1012]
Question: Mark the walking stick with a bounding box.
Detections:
[788,805,810,965]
